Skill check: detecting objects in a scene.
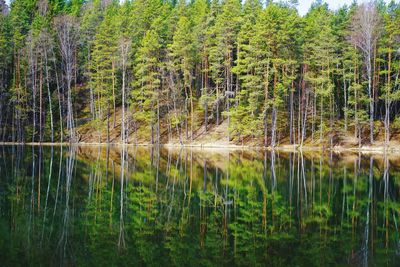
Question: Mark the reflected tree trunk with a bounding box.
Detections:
[118,146,126,250]
[41,146,53,245]
[58,146,75,264]
[362,156,373,267]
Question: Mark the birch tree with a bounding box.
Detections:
[350,2,381,144]
[54,15,79,142]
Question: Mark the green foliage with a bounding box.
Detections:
[90,5,120,119]
[1,0,400,147]
[131,29,161,137]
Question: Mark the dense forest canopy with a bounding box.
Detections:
[0,0,400,147]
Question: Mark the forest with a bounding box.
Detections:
[0,0,400,147]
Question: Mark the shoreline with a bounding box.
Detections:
[1,141,400,154]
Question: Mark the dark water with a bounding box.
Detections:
[0,145,399,266]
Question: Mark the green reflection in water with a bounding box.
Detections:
[0,145,399,266]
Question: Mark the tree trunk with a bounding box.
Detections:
[271,65,278,147]
[112,61,116,129]
[343,68,348,132]
[384,49,391,148]
[107,103,110,143]
[320,91,323,144]
[44,49,54,143]
[204,101,208,133]
[121,62,126,143]
[157,95,160,145]
[190,85,194,142]
[301,92,309,146]
[271,106,277,147]
[289,69,294,144]
[51,49,63,143]
[368,53,374,144]
[216,83,219,126]
[31,47,37,143]
[39,64,43,143]
[264,64,270,147]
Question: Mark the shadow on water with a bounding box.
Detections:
[0,145,399,266]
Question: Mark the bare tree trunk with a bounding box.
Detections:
[204,56,209,133]
[271,106,277,147]
[312,89,316,143]
[227,91,230,143]
[54,15,79,143]
[51,48,63,142]
[264,64,270,147]
[118,146,126,249]
[384,50,391,148]
[190,85,194,142]
[29,40,37,143]
[368,53,374,144]
[301,92,309,146]
[107,103,110,143]
[44,49,54,143]
[151,122,154,144]
[121,61,126,143]
[119,38,131,143]
[87,47,95,122]
[350,2,380,144]
[39,63,43,143]
[204,100,208,133]
[112,61,116,129]
[226,51,232,144]
[157,96,160,145]
[362,156,373,267]
[289,69,294,144]
[319,89,323,144]
[299,65,306,145]
[329,94,333,148]
[343,68,348,132]
[216,82,219,126]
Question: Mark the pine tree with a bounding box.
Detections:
[9,0,37,141]
[132,29,161,144]
[170,15,197,142]
[201,0,219,134]
[231,0,262,144]
[257,3,299,147]
[80,0,104,121]
[90,4,120,142]
[190,0,209,133]
[303,3,336,146]
[0,0,399,147]
[129,0,162,50]
[379,2,400,147]
[209,0,241,142]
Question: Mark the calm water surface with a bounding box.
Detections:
[0,145,399,266]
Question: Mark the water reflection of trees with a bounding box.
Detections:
[0,146,399,266]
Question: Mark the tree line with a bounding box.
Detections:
[0,0,400,147]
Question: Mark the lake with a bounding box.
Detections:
[0,145,399,266]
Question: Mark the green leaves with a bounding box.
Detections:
[2,0,400,146]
